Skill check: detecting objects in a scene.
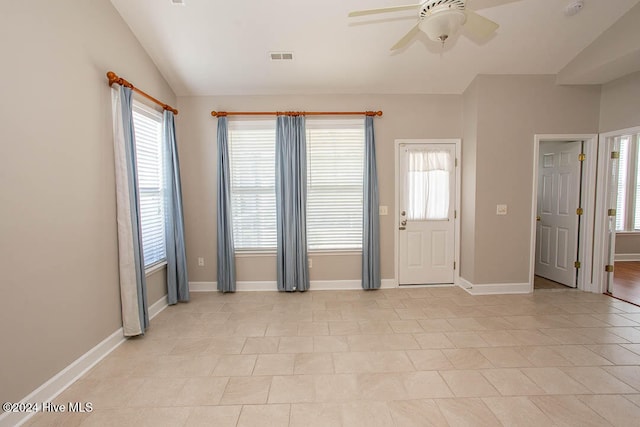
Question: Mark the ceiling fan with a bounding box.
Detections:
[348,0,515,50]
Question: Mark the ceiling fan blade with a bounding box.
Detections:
[390,23,420,51]
[463,10,499,38]
[468,0,523,12]
[348,4,420,18]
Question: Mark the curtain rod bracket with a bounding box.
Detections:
[106,71,178,115]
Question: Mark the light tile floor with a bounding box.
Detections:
[25,287,640,426]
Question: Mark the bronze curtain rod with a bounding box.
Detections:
[107,71,178,115]
[211,111,383,117]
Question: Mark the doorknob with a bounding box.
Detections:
[536,216,541,222]
[399,219,407,230]
[401,220,407,226]
[401,210,406,216]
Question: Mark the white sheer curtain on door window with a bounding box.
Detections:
[406,150,451,220]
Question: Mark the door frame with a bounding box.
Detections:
[529,134,598,293]
[394,139,461,287]
[593,126,640,294]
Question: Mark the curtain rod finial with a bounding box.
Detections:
[211,111,227,117]
[106,71,117,86]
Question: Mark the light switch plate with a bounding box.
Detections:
[496,204,508,215]
[379,205,388,216]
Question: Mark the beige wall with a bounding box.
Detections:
[616,234,640,256]
[147,268,169,305]
[177,95,462,284]
[599,71,640,133]
[0,0,174,404]
[461,75,601,285]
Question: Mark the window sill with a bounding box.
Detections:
[145,260,167,276]
[235,251,276,257]
[616,231,640,236]
[235,250,362,257]
[308,250,362,256]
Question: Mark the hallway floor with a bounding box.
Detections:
[610,261,640,307]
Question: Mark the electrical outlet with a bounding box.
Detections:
[197,257,205,266]
[308,258,313,268]
[379,205,388,216]
[496,204,508,215]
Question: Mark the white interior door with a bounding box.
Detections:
[399,143,455,285]
[535,141,582,287]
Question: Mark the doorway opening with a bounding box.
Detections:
[394,139,461,287]
[530,135,598,293]
[595,127,640,306]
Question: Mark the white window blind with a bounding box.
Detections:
[132,103,166,268]
[306,119,364,250]
[229,120,277,250]
[615,137,629,231]
[615,134,640,231]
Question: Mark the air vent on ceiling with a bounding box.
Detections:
[170,0,185,5]
[270,52,294,61]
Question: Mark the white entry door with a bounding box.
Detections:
[535,141,582,287]
[399,143,456,285]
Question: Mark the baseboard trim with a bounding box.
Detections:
[1,295,169,427]
[194,279,532,295]
[614,254,640,262]
[399,283,457,288]
[190,279,397,292]
[459,278,531,295]
[0,328,124,427]
[149,294,168,319]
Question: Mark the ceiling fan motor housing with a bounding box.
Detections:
[419,0,467,42]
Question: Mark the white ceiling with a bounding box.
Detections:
[110,0,640,96]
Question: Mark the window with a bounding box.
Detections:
[406,149,451,221]
[228,120,277,250]
[132,103,166,267]
[615,133,640,231]
[227,118,365,251]
[306,119,364,250]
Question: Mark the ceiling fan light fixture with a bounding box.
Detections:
[420,10,466,43]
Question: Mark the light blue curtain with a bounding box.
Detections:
[217,117,236,293]
[163,111,189,304]
[276,115,309,292]
[112,85,148,335]
[362,116,381,289]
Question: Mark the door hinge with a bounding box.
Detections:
[455,158,458,167]
[574,261,581,269]
[578,153,586,162]
[608,209,616,217]
[611,151,620,159]
[453,261,456,270]
[605,264,614,273]
[454,210,457,219]
[576,208,584,216]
